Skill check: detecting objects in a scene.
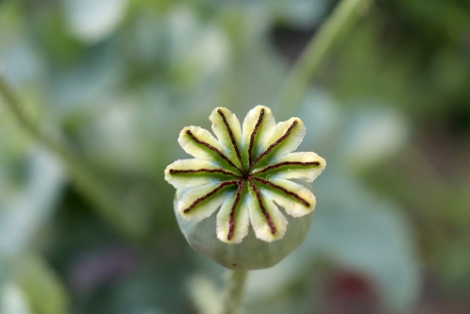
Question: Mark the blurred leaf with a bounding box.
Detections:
[83,101,142,171]
[0,281,33,314]
[298,90,409,171]
[12,254,68,314]
[0,40,43,87]
[339,104,409,170]
[309,169,421,312]
[298,89,342,152]
[48,42,122,118]
[187,275,222,314]
[0,149,65,256]
[62,0,129,43]
[171,25,230,90]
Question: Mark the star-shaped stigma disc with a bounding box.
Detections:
[165,106,326,244]
[165,106,326,243]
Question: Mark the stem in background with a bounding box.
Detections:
[276,0,374,115]
[0,74,143,238]
[222,270,248,314]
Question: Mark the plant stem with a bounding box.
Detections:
[276,0,374,115]
[222,270,248,314]
[0,74,143,238]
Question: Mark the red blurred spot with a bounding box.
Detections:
[322,271,381,314]
[329,272,373,300]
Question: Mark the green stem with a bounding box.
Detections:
[0,74,143,238]
[276,0,374,114]
[222,270,248,314]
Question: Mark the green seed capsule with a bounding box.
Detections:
[165,106,326,270]
[174,187,314,270]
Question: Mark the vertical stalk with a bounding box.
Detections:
[222,270,248,314]
[276,0,374,115]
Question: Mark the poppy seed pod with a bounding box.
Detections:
[165,106,326,270]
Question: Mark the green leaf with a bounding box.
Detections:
[11,254,69,314]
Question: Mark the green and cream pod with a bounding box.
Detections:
[165,106,326,270]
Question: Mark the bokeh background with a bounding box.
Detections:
[1,0,470,313]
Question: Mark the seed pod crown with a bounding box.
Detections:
[165,105,326,269]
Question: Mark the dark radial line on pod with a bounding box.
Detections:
[185,130,241,173]
[253,177,310,207]
[170,168,239,177]
[183,180,238,213]
[217,109,243,168]
[248,180,277,235]
[252,161,320,175]
[249,120,298,170]
[227,180,244,240]
[248,108,265,164]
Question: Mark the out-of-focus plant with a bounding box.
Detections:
[7,0,469,312]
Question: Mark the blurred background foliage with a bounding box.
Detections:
[0,0,470,313]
